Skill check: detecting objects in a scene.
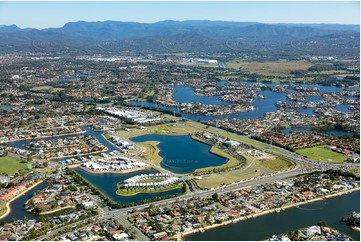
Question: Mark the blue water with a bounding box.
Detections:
[283,127,357,137]
[323,129,358,137]
[0,105,12,111]
[6,126,119,160]
[0,182,48,223]
[56,77,77,83]
[73,168,183,205]
[283,127,312,134]
[173,86,231,106]
[55,73,91,82]
[130,81,358,121]
[130,134,228,174]
[186,191,360,241]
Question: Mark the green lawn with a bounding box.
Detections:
[30,86,64,93]
[0,156,32,176]
[224,60,314,76]
[296,146,348,163]
[195,155,294,189]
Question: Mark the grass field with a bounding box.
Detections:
[117,123,198,140]
[0,203,6,217]
[0,156,32,176]
[190,135,241,173]
[195,155,294,189]
[30,86,64,93]
[295,146,348,164]
[184,120,285,156]
[216,75,241,80]
[193,63,219,68]
[225,60,314,76]
[137,141,162,166]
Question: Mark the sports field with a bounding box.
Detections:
[225,60,314,75]
[0,156,32,176]
[296,146,348,164]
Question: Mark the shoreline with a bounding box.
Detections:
[174,187,360,241]
[48,147,109,161]
[38,205,76,215]
[116,183,184,197]
[0,180,44,220]
[71,164,151,174]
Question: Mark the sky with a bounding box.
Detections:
[0,1,359,29]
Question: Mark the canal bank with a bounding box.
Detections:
[0,181,48,222]
[183,189,360,241]
[73,167,184,205]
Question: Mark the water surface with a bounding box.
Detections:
[185,191,360,241]
[130,134,228,174]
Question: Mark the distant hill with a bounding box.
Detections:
[0,20,359,55]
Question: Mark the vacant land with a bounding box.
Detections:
[137,141,162,166]
[225,60,314,76]
[296,146,347,163]
[30,86,64,93]
[184,120,285,156]
[117,123,198,140]
[191,136,241,173]
[195,155,294,189]
[0,156,32,176]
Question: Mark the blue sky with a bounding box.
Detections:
[0,1,359,29]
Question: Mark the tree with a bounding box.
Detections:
[212,193,220,201]
[317,220,327,227]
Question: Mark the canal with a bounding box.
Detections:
[0,182,48,223]
[6,126,119,162]
[185,191,360,241]
[73,167,183,205]
[129,81,359,121]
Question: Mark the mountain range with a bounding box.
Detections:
[0,20,359,55]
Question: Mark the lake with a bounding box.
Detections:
[73,167,183,205]
[130,134,228,174]
[185,191,360,241]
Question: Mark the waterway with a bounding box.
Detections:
[6,126,119,161]
[0,105,12,111]
[0,182,48,223]
[55,73,90,83]
[283,127,357,137]
[73,167,183,205]
[130,134,228,174]
[129,81,359,121]
[185,191,360,241]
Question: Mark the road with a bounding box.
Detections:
[34,165,313,241]
[34,119,359,240]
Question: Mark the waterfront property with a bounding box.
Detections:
[127,170,360,241]
[73,167,184,205]
[80,156,148,172]
[118,173,183,196]
[98,107,163,124]
[269,225,352,241]
[122,173,179,188]
[130,134,228,174]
